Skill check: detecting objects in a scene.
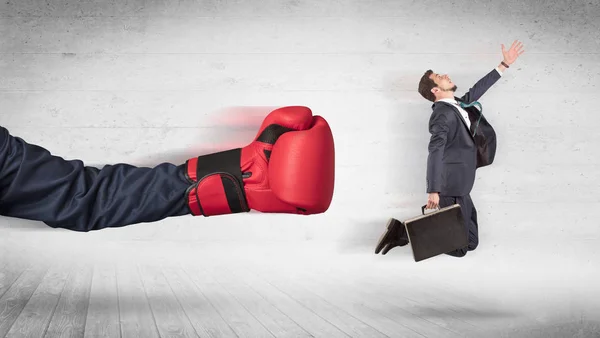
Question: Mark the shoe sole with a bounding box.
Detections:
[375,218,400,254]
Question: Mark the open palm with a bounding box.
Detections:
[502,40,525,65]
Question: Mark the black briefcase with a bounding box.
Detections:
[405,204,468,262]
[375,204,468,262]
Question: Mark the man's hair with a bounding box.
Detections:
[418,69,437,102]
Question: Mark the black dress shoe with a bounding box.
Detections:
[375,218,409,255]
[381,240,408,255]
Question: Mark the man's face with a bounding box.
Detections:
[430,72,457,94]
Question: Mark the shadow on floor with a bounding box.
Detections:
[484,319,600,338]
[399,304,520,320]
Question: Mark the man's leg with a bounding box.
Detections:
[438,194,476,257]
[0,126,191,232]
[464,194,479,251]
[440,194,479,257]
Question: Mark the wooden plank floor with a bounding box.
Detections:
[1,245,599,338]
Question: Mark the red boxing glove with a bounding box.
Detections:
[183,106,335,216]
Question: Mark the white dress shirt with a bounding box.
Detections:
[435,67,504,130]
[437,97,472,129]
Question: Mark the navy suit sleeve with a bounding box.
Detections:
[459,68,502,104]
[0,126,191,232]
[426,108,450,193]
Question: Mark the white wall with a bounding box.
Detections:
[1,0,599,262]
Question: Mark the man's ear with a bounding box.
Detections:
[430,87,438,94]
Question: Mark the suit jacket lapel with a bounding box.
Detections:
[434,101,474,141]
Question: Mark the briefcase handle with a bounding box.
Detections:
[421,205,440,215]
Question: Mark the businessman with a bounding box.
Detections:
[0,106,335,232]
[376,40,525,256]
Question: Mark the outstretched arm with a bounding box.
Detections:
[460,40,525,103]
[0,126,191,232]
[458,69,502,104]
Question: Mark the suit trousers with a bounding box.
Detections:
[438,194,479,257]
[0,126,191,232]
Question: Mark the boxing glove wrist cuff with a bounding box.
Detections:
[184,148,250,217]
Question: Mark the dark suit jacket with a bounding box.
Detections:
[0,125,190,231]
[426,69,501,196]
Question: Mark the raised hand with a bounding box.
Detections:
[501,40,525,65]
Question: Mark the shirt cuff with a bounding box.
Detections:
[495,67,503,75]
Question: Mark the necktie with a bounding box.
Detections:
[459,101,483,136]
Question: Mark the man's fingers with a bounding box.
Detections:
[426,200,438,210]
[515,42,524,52]
[515,41,524,53]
